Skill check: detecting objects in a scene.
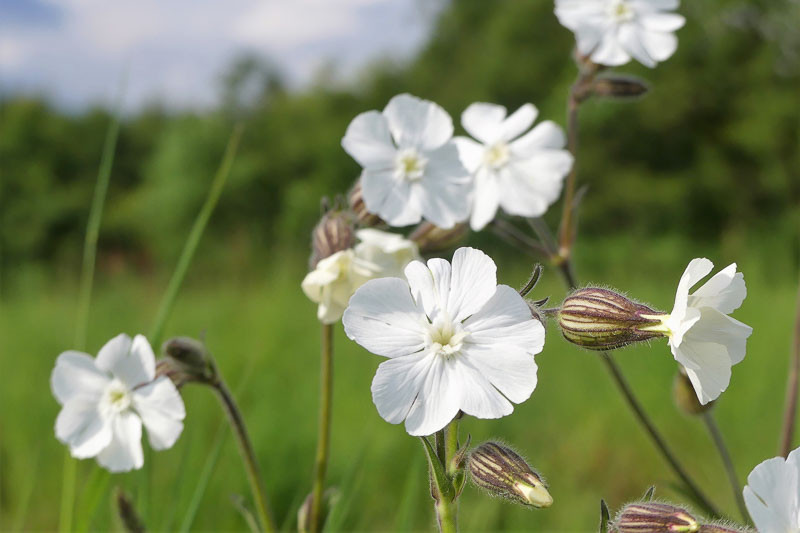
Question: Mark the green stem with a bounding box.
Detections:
[214,379,277,533]
[149,123,243,347]
[433,419,459,533]
[310,323,334,533]
[702,411,748,523]
[779,281,800,458]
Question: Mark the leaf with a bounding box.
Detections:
[643,486,656,501]
[599,499,610,533]
[420,436,455,503]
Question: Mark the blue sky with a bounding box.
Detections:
[0,0,441,111]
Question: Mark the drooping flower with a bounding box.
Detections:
[555,0,686,68]
[51,333,185,473]
[454,103,573,230]
[743,447,800,533]
[343,247,544,436]
[302,230,420,324]
[341,93,471,229]
[647,258,752,405]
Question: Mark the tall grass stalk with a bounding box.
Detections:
[310,323,334,533]
[59,101,122,533]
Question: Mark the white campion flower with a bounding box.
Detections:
[454,103,573,230]
[341,93,471,229]
[645,258,752,405]
[555,0,686,68]
[51,333,185,473]
[743,447,800,533]
[343,247,545,436]
[302,230,420,324]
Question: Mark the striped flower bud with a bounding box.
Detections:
[591,75,649,100]
[468,442,552,508]
[408,221,469,253]
[348,180,383,228]
[614,502,700,533]
[310,208,355,268]
[558,288,667,351]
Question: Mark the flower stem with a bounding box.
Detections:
[600,353,720,517]
[433,419,460,533]
[779,281,800,458]
[702,411,748,523]
[309,323,334,533]
[214,379,277,533]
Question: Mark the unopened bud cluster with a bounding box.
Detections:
[557,288,666,351]
[468,442,552,508]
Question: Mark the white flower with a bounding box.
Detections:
[51,333,185,473]
[341,93,471,229]
[743,447,800,533]
[343,247,544,436]
[454,103,573,230]
[649,258,752,405]
[555,0,686,68]
[302,230,420,324]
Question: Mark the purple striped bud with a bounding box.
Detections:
[310,208,355,268]
[408,221,469,253]
[348,180,383,228]
[614,502,699,533]
[468,442,552,508]
[558,288,667,351]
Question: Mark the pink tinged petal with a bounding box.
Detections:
[591,32,632,67]
[511,121,567,156]
[499,104,538,142]
[461,103,507,144]
[451,357,513,419]
[96,334,155,388]
[673,340,731,405]
[51,351,110,405]
[417,143,472,229]
[671,258,714,321]
[638,12,685,32]
[618,25,656,68]
[453,136,484,173]
[96,411,144,473]
[744,456,800,533]
[638,29,679,63]
[371,350,436,425]
[55,397,112,459]
[132,377,186,450]
[383,94,453,151]
[690,263,747,314]
[342,277,427,358]
[361,168,422,227]
[469,167,500,231]
[403,355,463,436]
[341,111,396,169]
[447,247,497,323]
[684,307,752,365]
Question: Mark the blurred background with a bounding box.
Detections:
[1,0,799,531]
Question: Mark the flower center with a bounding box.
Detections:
[395,148,427,182]
[103,379,132,413]
[484,142,510,169]
[426,316,468,359]
[608,0,634,22]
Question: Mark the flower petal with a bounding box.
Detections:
[133,377,186,450]
[96,334,155,388]
[744,455,799,533]
[684,307,752,365]
[690,263,747,314]
[497,155,570,218]
[638,29,678,63]
[341,110,396,169]
[499,104,538,142]
[51,351,110,405]
[417,143,471,229]
[469,167,500,231]
[384,94,453,151]
[511,120,567,156]
[371,351,435,425]
[591,32,632,67]
[55,397,112,459]
[403,355,463,436]
[451,357,513,419]
[343,277,427,358]
[461,345,539,405]
[638,12,685,32]
[453,136,484,173]
[96,411,144,473]
[461,103,507,144]
[671,258,714,321]
[361,168,422,227]
[672,339,731,405]
[619,24,656,68]
[447,247,497,323]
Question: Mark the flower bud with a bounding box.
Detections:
[159,336,217,386]
[558,288,667,351]
[348,180,383,227]
[614,502,700,533]
[408,221,469,253]
[310,209,356,268]
[115,487,144,533]
[673,368,714,415]
[591,75,649,99]
[468,442,552,508]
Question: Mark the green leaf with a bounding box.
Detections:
[599,499,610,533]
[420,437,455,503]
[643,486,656,501]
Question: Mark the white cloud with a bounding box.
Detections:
[0,0,437,111]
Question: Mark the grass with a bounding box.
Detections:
[0,238,797,531]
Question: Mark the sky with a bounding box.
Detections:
[0,0,441,112]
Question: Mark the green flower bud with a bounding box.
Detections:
[591,75,649,100]
[310,207,355,268]
[673,368,714,415]
[160,336,217,386]
[614,502,699,533]
[468,442,552,508]
[558,288,667,351]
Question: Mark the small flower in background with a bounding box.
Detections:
[657,258,752,405]
[341,93,471,229]
[743,446,800,533]
[555,0,686,68]
[454,102,573,230]
[302,229,420,324]
[343,247,544,436]
[51,333,185,473]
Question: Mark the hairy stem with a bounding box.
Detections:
[433,419,459,533]
[214,380,276,533]
[309,323,334,533]
[702,411,748,522]
[779,281,800,458]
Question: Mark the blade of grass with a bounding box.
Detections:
[159,427,196,531]
[324,441,368,532]
[60,95,123,533]
[11,447,41,531]
[74,468,111,532]
[392,458,423,532]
